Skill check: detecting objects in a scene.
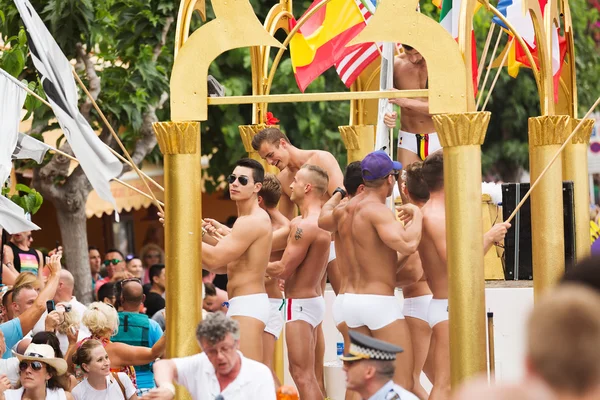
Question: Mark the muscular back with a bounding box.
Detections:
[225,211,273,299]
[284,215,331,299]
[338,195,402,296]
[393,55,435,135]
[418,198,448,298]
[266,213,290,299]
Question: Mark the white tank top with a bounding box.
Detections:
[4,387,67,400]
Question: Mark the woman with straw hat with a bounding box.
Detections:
[3,343,73,399]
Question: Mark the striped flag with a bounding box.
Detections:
[335,0,381,88]
[13,0,123,215]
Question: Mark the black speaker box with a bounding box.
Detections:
[501,181,576,280]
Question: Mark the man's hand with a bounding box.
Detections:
[45,253,62,276]
[488,222,511,243]
[396,204,421,226]
[44,310,62,332]
[158,211,165,227]
[203,218,230,237]
[110,271,134,282]
[143,387,175,399]
[0,374,11,392]
[383,112,397,129]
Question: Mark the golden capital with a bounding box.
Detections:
[528,115,570,146]
[569,118,594,145]
[339,125,374,150]
[239,124,279,153]
[153,122,200,155]
[432,112,491,147]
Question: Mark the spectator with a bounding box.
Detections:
[145,312,275,400]
[561,256,600,292]
[1,289,13,323]
[202,283,221,313]
[139,245,164,285]
[144,265,165,318]
[89,246,102,291]
[126,257,144,280]
[201,270,227,312]
[2,232,43,276]
[77,302,166,389]
[95,249,131,295]
[97,282,116,306]
[72,339,138,400]
[112,279,163,394]
[3,343,72,399]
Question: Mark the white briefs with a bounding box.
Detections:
[397,130,442,161]
[328,241,336,263]
[264,298,285,339]
[427,298,449,328]
[343,293,404,330]
[332,294,345,326]
[226,293,270,326]
[402,294,433,323]
[285,297,326,328]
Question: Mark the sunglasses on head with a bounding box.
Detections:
[103,259,122,266]
[119,278,141,288]
[227,174,250,186]
[19,361,43,372]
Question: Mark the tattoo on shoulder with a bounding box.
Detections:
[294,227,303,240]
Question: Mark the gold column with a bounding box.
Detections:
[339,125,375,164]
[432,112,490,385]
[153,121,203,400]
[562,118,595,262]
[239,124,280,174]
[529,115,570,298]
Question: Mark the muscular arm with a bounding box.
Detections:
[109,335,166,367]
[272,225,291,252]
[267,223,312,280]
[322,153,345,196]
[18,265,60,334]
[318,192,343,232]
[152,359,178,387]
[278,192,296,220]
[395,98,431,116]
[201,217,260,268]
[372,206,422,256]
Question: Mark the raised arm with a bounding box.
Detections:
[109,335,166,367]
[372,204,422,256]
[278,192,296,220]
[18,254,61,334]
[201,217,260,268]
[483,222,511,254]
[148,359,178,398]
[267,222,313,280]
[318,192,344,232]
[322,154,345,196]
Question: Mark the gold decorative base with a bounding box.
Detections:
[433,112,490,386]
[562,118,595,262]
[338,125,375,163]
[528,115,570,299]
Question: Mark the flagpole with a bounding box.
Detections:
[477,23,496,86]
[479,44,509,111]
[0,68,165,193]
[476,29,503,109]
[506,95,600,224]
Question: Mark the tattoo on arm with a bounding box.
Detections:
[294,227,303,240]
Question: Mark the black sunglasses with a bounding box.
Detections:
[227,174,250,186]
[103,259,122,266]
[19,361,43,372]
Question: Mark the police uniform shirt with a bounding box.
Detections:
[368,380,420,400]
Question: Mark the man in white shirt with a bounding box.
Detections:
[143,312,275,400]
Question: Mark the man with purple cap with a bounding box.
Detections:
[334,150,423,394]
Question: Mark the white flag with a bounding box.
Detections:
[12,133,51,163]
[0,69,26,185]
[375,42,395,153]
[13,0,122,213]
[0,196,40,233]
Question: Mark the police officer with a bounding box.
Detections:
[341,331,419,400]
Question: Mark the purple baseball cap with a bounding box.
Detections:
[361,150,403,181]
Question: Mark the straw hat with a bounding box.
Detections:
[16,344,67,376]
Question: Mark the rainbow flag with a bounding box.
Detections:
[289,0,368,92]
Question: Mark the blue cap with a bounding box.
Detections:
[361,151,403,181]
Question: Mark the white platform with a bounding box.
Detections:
[281,285,534,399]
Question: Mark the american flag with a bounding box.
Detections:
[334,0,382,87]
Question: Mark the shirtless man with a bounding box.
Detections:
[383,45,440,168]
[258,173,290,387]
[267,165,332,399]
[201,158,272,362]
[417,151,510,400]
[335,150,423,392]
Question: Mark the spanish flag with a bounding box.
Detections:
[289,0,367,92]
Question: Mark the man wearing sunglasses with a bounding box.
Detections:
[202,158,272,363]
[332,150,423,394]
[95,249,132,295]
[266,164,332,400]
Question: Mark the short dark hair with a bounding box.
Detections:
[105,248,124,260]
[251,128,290,151]
[149,264,165,285]
[202,269,210,278]
[259,174,282,208]
[422,151,443,192]
[403,44,414,51]
[97,282,116,303]
[235,158,265,184]
[88,246,99,252]
[204,282,217,297]
[344,162,364,196]
[2,289,12,310]
[562,256,600,294]
[405,161,430,202]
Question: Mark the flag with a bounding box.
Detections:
[13,0,122,215]
[375,42,395,153]
[0,196,40,233]
[439,0,478,94]
[0,68,26,185]
[12,133,51,163]
[289,0,369,92]
[335,0,382,88]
